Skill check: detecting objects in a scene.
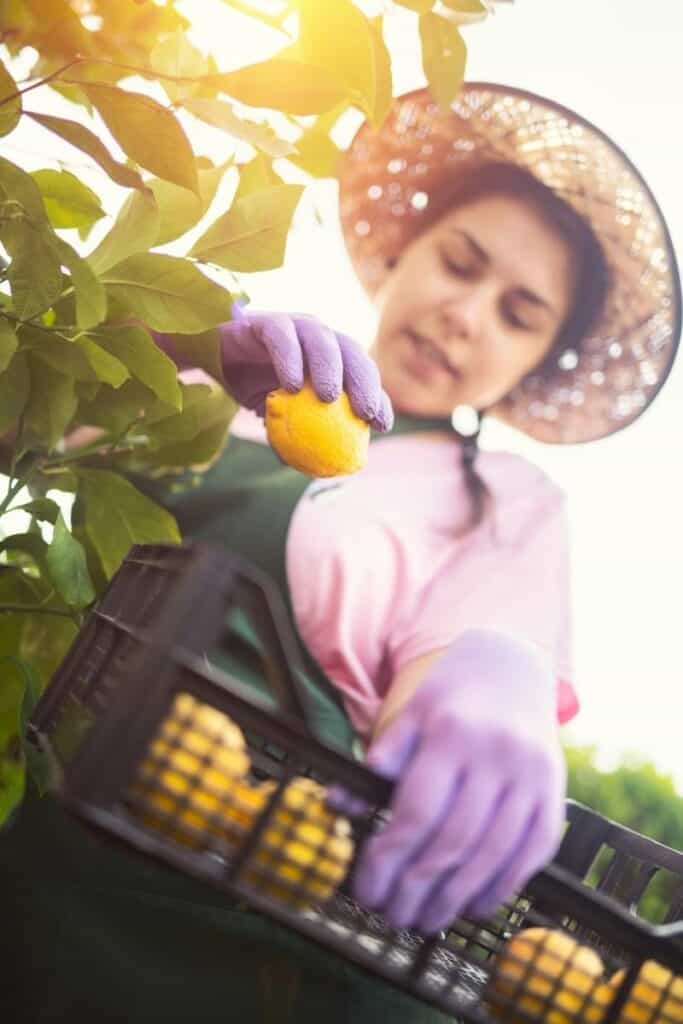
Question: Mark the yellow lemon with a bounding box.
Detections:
[241,776,354,908]
[610,962,683,1024]
[265,381,370,477]
[487,927,613,1024]
[127,692,251,849]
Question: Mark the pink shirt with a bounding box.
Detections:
[232,409,578,740]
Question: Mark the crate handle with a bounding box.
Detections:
[221,557,318,737]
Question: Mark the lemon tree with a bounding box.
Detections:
[0,0,513,824]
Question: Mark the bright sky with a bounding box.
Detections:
[2,0,682,789]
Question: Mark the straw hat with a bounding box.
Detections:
[338,84,681,444]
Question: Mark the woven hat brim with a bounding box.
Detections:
[338,84,682,445]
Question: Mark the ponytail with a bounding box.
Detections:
[455,412,491,536]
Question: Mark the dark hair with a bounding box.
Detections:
[416,161,610,535]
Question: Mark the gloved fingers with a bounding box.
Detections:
[225,363,279,413]
[326,786,372,818]
[336,333,383,424]
[366,713,418,777]
[468,788,566,919]
[253,315,305,391]
[354,727,462,910]
[371,388,395,433]
[327,716,416,845]
[293,316,344,402]
[229,296,248,320]
[380,768,503,930]
[415,786,537,934]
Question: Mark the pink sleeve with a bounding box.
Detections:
[386,487,579,725]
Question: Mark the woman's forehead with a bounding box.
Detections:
[432,195,578,309]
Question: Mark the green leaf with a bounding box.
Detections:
[46,512,96,609]
[18,655,51,796]
[0,159,63,320]
[114,382,236,475]
[0,350,30,435]
[30,169,105,230]
[76,380,101,402]
[234,154,282,201]
[78,469,180,579]
[147,382,232,444]
[154,326,225,384]
[0,58,21,137]
[26,330,128,389]
[70,520,108,597]
[88,161,229,267]
[0,651,27,822]
[50,82,94,116]
[296,0,384,126]
[142,418,232,472]
[152,160,230,247]
[75,380,146,434]
[27,112,148,191]
[24,357,78,450]
[369,17,393,128]
[150,28,210,104]
[0,533,49,575]
[76,337,129,389]
[441,0,487,11]
[211,58,347,116]
[0,575,32,823]
[190,184,304,272]
[51,237,107,329]
[15,498,61,524]
[86,188,160,276]
[91,325,181,409]
[395,0,433,10]
[0,155,50,223]
[419,12,467,110]
[78,83,199,195]
[182,99,296,158]
[143,385,236,470]
[288,103,347,179]
[21,328,99,381]
[19,607,79,702]
[0,320,18,372]
[101,253,232,333]
[6,221,63,321]
[290,128,341,179]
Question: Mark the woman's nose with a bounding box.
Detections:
[440,286,489,342]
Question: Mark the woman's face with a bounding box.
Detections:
[371,194,579,418]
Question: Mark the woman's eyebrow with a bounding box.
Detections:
[448,228,557,315]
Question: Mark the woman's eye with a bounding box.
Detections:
[505,309,532,331]
[441,254,475,277]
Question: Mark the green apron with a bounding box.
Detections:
[0,414,454,1024]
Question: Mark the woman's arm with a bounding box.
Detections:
[372,648,448,740]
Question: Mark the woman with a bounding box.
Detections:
[2,83,680,1023]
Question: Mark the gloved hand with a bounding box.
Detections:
[216,303,393,430]
[351,629,567,933]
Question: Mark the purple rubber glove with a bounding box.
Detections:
[215,303,393,431]
[351,629,566,933]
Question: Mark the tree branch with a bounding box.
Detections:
[0,58,83,108]
[218,0,294,33]
[0,604,76,618]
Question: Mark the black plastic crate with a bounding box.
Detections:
[27,542,683,1022]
